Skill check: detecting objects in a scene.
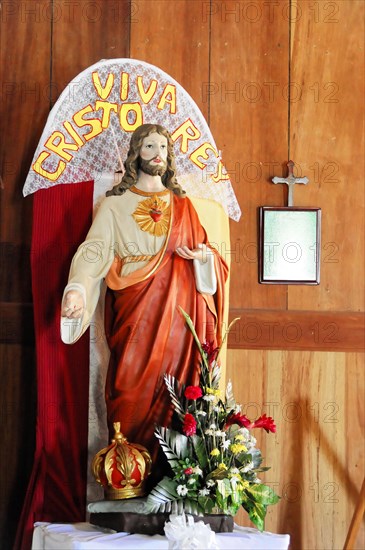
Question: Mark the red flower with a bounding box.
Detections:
[184,467,193,475]
[225,412,251,429]
[185,386,203,400]
[183,413,197,436]
[202,341,219,364]
[251,414,276,433]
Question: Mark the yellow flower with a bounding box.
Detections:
[205,387,220,396]
[234,434,244,441]
[210,448,220,457]
[218,463,227,470]
[230,443,247,454]
[240,480,249,490]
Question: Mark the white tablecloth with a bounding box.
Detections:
[32,522,290,550]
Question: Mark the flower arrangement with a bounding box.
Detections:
[145,309,279,531]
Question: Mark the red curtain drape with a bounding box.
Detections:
[15,181,94,550]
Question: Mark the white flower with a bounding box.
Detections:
[230,475,240,485]
[242,461,254,473]
[199,488,210,496]
[188,478,196,485]
[215,430,225,437]
[203,395,216,402]
[197,410,207,416]
[177,484,188,496]
[229,467,241,480]
[244,436,256,450]
[206,479,215,488]
[209,423,216,430]
[213,406,221,412]
[222,439,231,449]
[205,429,214,436]
[192,466,203,476]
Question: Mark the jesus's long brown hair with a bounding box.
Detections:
[106,124,186,197]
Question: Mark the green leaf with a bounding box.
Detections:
[249,448,263,469]
[246,500,266,531]
[198,496,215,514]
[207,465,229,481]
[191,435,208,468]
[178,307,209,371]
[154,427,189,468]
[216,317,240,363]
[246,483,280,505]
[234,452,252,467]
[216,478,232,500]
[182,498,201,515]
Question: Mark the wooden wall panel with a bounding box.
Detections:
[227,348,365,550]
[51,0,130,104]
[288,0,365,312]
[209,0,289,311]
[0,0,51,244]
[0,3,50,548]
[130,0,210,119]
[228,309,365,351]
[0,344,36,550]
[345,352,365,549]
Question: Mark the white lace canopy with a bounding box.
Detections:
[23,58,241,221]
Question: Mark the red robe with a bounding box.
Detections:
[104,193,228,483]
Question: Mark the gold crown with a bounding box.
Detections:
[91,422,152,500]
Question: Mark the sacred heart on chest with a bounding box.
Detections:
[132,195,170,237]
[149,205,163,223]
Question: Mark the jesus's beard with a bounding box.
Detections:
[139,157,167,177]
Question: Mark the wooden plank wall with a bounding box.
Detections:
[0,2,49,548]
[0,1,364,549]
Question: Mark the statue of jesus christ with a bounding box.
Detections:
[61,123,228,484]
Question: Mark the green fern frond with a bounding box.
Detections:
[154,426,189,468]
[145,477,179,513]
[164,374,185,420]
[211,362,221,388]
